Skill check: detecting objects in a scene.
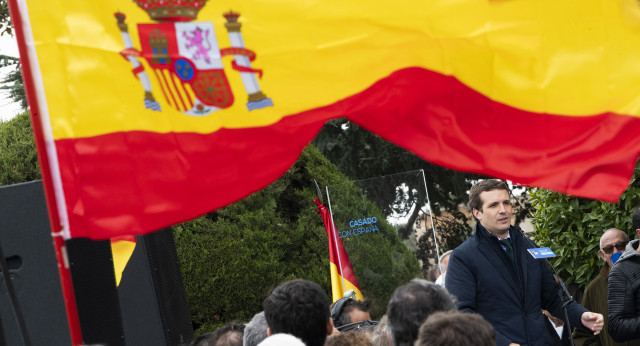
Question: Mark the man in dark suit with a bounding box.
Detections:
[446,179,603,346]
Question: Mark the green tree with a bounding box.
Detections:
[0,61,26,110]
[0,1,27,112]
[174,145,421,334]
[530,161,640,289]
[0,111,39,185]
[0,0,12,36]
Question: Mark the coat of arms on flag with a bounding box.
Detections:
[114,0,273,116]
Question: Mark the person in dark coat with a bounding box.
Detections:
[446,179,604,346]
[574,228,638,346]
[607,206,640,343]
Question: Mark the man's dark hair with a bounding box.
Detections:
[263,279,330,346]
[468,179,509,212]
[386,279,457,346]
[633,206,640,231]
[330,299,371,327]
[415,311,495,346]
[192,323,245,346]
[243,311,268,346]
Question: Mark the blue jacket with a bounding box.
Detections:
[445,224,587,346]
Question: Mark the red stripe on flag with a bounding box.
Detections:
[55,118,326,239]
[55,67,640,238]
[307,67,640,202]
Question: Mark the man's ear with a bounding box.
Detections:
[327,317,334,336]
[597,249,606,262]
[636,228,640,239]
[267,327,272,337]
[472,208,481,220]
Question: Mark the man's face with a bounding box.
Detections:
[598,230,628,267]
[348,309,371,324]
[473,189,512,237]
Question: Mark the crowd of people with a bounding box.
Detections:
[191,278,493,346]
[190,180,640,346]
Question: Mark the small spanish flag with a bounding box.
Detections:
[314,198,364,302]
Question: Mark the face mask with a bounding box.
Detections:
[611,252,623,265]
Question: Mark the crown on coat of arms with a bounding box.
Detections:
[133,0,209,22]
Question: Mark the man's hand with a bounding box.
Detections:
[581,312,604,335]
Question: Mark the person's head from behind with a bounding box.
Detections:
[243,311,268,346]
[325,332,374,346]
[263,279,331,346]
[193,323,245,346]
[370,315,391,346]
[438,250,452,275]
[598,228,630,268]
[386,279,457,346]
[330,298,372,330]
[415,311,495,346]
[469,179,512,237]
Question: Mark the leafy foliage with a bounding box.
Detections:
[0,62,26,110]
[174,145,421,334]
[0,0,12,37]
[530,161,640,289]
[416,212,472,269]
[0,111,39,185]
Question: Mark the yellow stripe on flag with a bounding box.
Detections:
[24,0,640,141]
[330,262,364,303]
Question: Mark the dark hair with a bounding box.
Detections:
[243,311,268,346]
[468,180,509,213]
[386,279,457,346]
[192,323,245,346]
[330,298,371,328]
[263,279,330,346]
[325,332,374,346]
[633,206,640,231]
[415,311,495,346]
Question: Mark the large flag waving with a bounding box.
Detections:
[314,198,364,302]
[9,0,640,239]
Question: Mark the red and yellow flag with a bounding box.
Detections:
[314,198,363,302]
[10,0,640,239]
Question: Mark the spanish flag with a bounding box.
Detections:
[314,198,364,302]
[10,0,640,239]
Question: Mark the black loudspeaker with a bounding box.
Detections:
[0,181,71,346]
[118,228,194,346]
[66,237,125,346]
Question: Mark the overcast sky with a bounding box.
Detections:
[0,34,23,122]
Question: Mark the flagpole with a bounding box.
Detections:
[7,0,83,344]
[325,187,347,296]
[420,170,442,272]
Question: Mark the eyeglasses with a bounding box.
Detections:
[602,241,628,254]
[337,320,379,332]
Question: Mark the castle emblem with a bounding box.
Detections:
[115,0,273,116]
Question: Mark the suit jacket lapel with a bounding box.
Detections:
[475,236,521,297]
